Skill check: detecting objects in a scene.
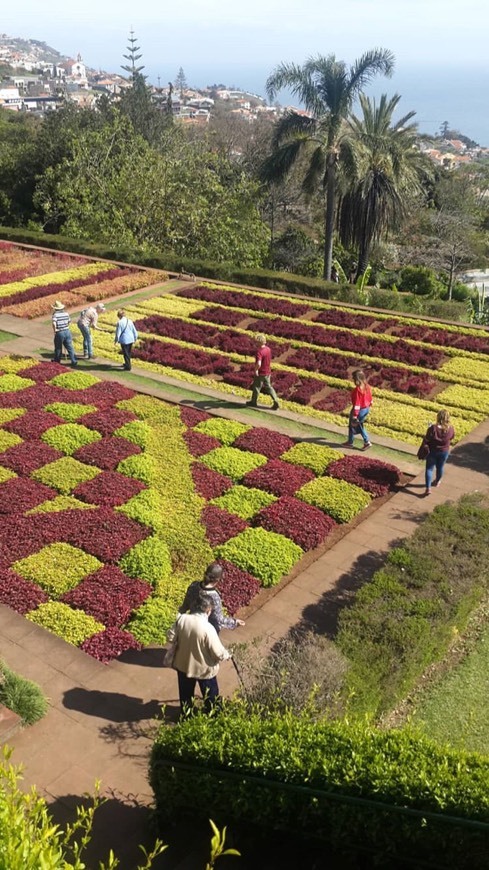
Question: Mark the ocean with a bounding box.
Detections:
[145,63,489,147]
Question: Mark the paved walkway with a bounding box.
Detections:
[0,303,488,866]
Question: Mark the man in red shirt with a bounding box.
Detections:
[246,333,280,410]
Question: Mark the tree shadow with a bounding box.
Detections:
[62,688,163,723]
[46,792,177,870]
[450,436,489,475]
[293,541,405,639]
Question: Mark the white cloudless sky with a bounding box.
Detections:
[3,0,489,139]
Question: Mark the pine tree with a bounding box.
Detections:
[174,67,187,99]
[121,29,145,81]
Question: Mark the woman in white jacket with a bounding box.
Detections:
[167,591,231,714]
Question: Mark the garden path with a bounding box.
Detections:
[0,296,488,866]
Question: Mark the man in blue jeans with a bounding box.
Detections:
[52,301,77,366]
[114,309,138,371]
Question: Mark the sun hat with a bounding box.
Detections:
[52,301,65,310]
[96,303,106,311]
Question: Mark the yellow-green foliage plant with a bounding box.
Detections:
[298,477,371,523]
[27,602,104,646]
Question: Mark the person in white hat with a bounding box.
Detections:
[52,301,77,367]
[77,302,106,359]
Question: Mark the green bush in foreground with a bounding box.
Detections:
[0,663,47,725]
[150,704,489,869]
[337,493,489,716]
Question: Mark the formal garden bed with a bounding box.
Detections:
[0,354,403,662]
[86,282,489,446]
[0,241,168,317]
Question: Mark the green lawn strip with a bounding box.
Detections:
[412,616,489,755]
[0,330,20,343]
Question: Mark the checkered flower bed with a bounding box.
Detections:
[0,355,401,660]
[90,281,489,446]
[0,242,168,317]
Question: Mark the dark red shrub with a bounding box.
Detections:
[327,455,401,496]
[254,496,336,550]
[0,383,61,410]
[80,627,142,662]
[3,409,64,439]
[62,565,151,627]
[190,306,246,327]
[0,568,48,614]
[201,505,248,546]
[216,559,261,614]
[0,441,63,475]
[179,285,310,317]
[243,459,315,497]
[64,507,149,561]
[73,471,146,507]
[74,436,141,471]
[69,381,136,407]
[313,389,351,413]
[179,406,211,427]
[21,361,66,382]
[191,462,233,499]
[0,477,56,514]
[78,407,137,436]
[183,429,221,457]
[233,427,295,459]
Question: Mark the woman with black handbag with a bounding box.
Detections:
[422,410,455,496]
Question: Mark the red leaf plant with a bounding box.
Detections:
[3,409,65,439]
[62,565,151,628]
[0,568,48,614]
[191,462,233,499]
[233,427,295,460]
[243,459,315,498]
[0,383,61,410]
[179,286,310,318]
[179,406,211,427]
[63,507,150,562]
[254,496,336,551]
[201,505,248,546]
[74,436,141,471]
[66,381,136,407]
[0,441,63,475]
[0,477,57,514]
[20,361,66,382]
[80,627,142,663]
[327,455,401,497]
[78,407,137,437]
[313,389,351,413]
[215,559,261,615]
[183,429,221,458]
[190,306,247,327]
[73,470,146,507]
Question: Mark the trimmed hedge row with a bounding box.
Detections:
[0,225,469,318]
[150,706,489,868]
[337,493,489,716]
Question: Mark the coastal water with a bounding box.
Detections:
[146,63,489,147]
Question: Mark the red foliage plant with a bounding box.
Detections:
[179,285,310,318]
[254,496,336,551]
[20,361,66,382]
[79,407,137,436]
[80,627,142,663]
[73,470,146,507]
[183,429,221,458]
[62,565,151,628]
[243,458,315,497]
[327,454,401,497]
[179,406,211,427]
[201,504,248,546]
[216,559,261,614]
[64,507,150,562]
[190,306,247,328]
[0,568,48,614]
[74,436,141,471]
[191,462,233,499]
[0,441,63,475]
[0,477,57,514]
[233,427,295,460]
[313,389,351,413]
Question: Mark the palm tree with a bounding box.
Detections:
[263,50,395,280]
[338,93,432,278]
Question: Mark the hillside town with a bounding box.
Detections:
[0,33,277,125]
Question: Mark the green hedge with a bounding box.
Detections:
[337,494,489,716]
[0,663,47,725]
[150,705,489,868]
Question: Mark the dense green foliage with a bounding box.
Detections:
[150,704,489,869]
[337,494,489,715]
[0,663,47,725]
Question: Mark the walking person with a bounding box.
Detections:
[167,591,231,715]
[77,303,106,359]
[179,562,245,634]
[52,301,78,367]
[246,333,280,410]
[343,369,373,450]
[114,309,138,371]
[424,410,455,496]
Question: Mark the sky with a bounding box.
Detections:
[3,0,489,140]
